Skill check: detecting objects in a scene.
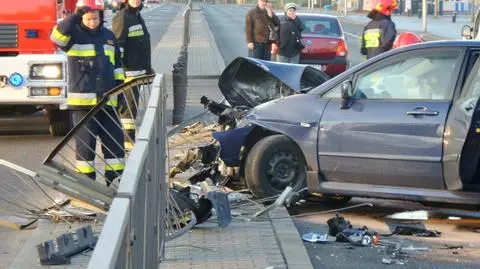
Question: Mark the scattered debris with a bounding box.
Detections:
[381,242,407,265]
[0,216,38,230]
[327,214,352,237]
[400,246,431,252]
[37,225,97,265]
[250,186,294,219]
[386,225,441,237]
[386,210,428,220]
[440,245,463,250]
[207,191,231,228]
[302,232,329,243]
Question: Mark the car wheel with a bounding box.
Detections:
[245,134,307,198]
[47,109,71,137]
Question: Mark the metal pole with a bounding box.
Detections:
[344,0,347,16]
[434,0,438,17]
[472,0,476,23]
[422,0,427,32]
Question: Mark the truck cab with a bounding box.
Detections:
[0,0,76,136]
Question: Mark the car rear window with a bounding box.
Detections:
[300,16,342,37]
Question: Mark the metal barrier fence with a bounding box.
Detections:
[86,74,167,269]
[40,75,156,211]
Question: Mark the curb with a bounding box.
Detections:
[269,207,314,269]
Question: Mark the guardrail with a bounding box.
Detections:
[86,74,167,269]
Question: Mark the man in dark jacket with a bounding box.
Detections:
[50,0,125,186]
[245,0,280,60]
[112,0,153,151]
[277,3,304,63]
[361,0,397,60]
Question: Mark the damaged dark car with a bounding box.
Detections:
[175,42,480,208]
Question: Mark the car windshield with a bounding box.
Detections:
[301,16,342,37]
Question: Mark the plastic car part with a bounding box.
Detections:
[37,225,97,265]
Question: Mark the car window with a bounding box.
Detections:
[301,17,342,37]
[354,49,461,100]
[462,54,480,103]
[321,82,343,98]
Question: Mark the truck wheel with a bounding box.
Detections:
[245,135,307,198]
[47,109,71,137]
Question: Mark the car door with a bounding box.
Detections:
[444,50,480,190]
[317,48,465,189]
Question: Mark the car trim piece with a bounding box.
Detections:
[309,181,480,205]
[318,152,440,162]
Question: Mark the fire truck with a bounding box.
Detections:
[0,0,77,136]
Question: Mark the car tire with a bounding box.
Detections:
[245,134,307,198]
[47,109,71,137]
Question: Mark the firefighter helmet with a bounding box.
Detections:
[76,0,105,10]
[372,0,398,16]
[393,32,423,49]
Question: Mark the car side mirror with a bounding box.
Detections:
[462,25,474,40]
[340,81,354,109]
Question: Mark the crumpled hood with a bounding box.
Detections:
[218,57,329,108]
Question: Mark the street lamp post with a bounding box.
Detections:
[344,0,347,16]
[422,0,427,32]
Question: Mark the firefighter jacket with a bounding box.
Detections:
[112,4,152,81]
[360,12,397,60]
[50,14,125,109]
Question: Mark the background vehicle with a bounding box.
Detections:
[214,41,480,208]
[277,13,349,77]
[461,8,480,40]
[0,0,77,136]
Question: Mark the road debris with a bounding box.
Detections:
[302,232,329,243]
[386,225,441,237]
[37,225,97,265]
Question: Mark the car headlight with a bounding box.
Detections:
[29,63,63,80]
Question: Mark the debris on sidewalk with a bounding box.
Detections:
[386,225,441,237]
[37,225,97,265]
[302,232,329,243]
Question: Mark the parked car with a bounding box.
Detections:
[211,41,480,207]
[276,13,349,77]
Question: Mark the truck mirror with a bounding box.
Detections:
[462,25,474,40]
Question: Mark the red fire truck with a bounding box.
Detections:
[0,0,77,136]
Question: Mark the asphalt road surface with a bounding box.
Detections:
[201,4,480,268]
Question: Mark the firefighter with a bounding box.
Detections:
[392,32,424,49]
[112,0,154,151]
[360,0,397,60]
[50,0,126,186]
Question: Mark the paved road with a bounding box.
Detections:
[201,4,480,268]
[0,4,180,269]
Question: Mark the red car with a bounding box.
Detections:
[277,13,349,77]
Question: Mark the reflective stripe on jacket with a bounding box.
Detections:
[360,15,396,60]
[50,15,125,109]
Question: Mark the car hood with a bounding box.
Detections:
[218,57,329,108]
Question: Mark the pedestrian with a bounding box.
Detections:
[277,3,304,63]
[50,0,126,186]
[112,0,154,151]
[245,0,280,60]
[360,0,397,60]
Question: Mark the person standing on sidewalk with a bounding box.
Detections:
[277,3,304,63]
[50,0,126,186]
[360,0,397,60]
[245,0,280,60]
[112,0,154,151]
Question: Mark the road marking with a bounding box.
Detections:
[344,32,360,38]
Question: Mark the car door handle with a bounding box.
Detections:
[406,110,439,116]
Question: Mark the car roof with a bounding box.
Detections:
[276,12,339,19]
[394,40,480,50]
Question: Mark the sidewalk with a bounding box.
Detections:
[321,9,470,40]
[157,3,313,269]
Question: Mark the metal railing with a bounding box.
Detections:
[86,74,168,269]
